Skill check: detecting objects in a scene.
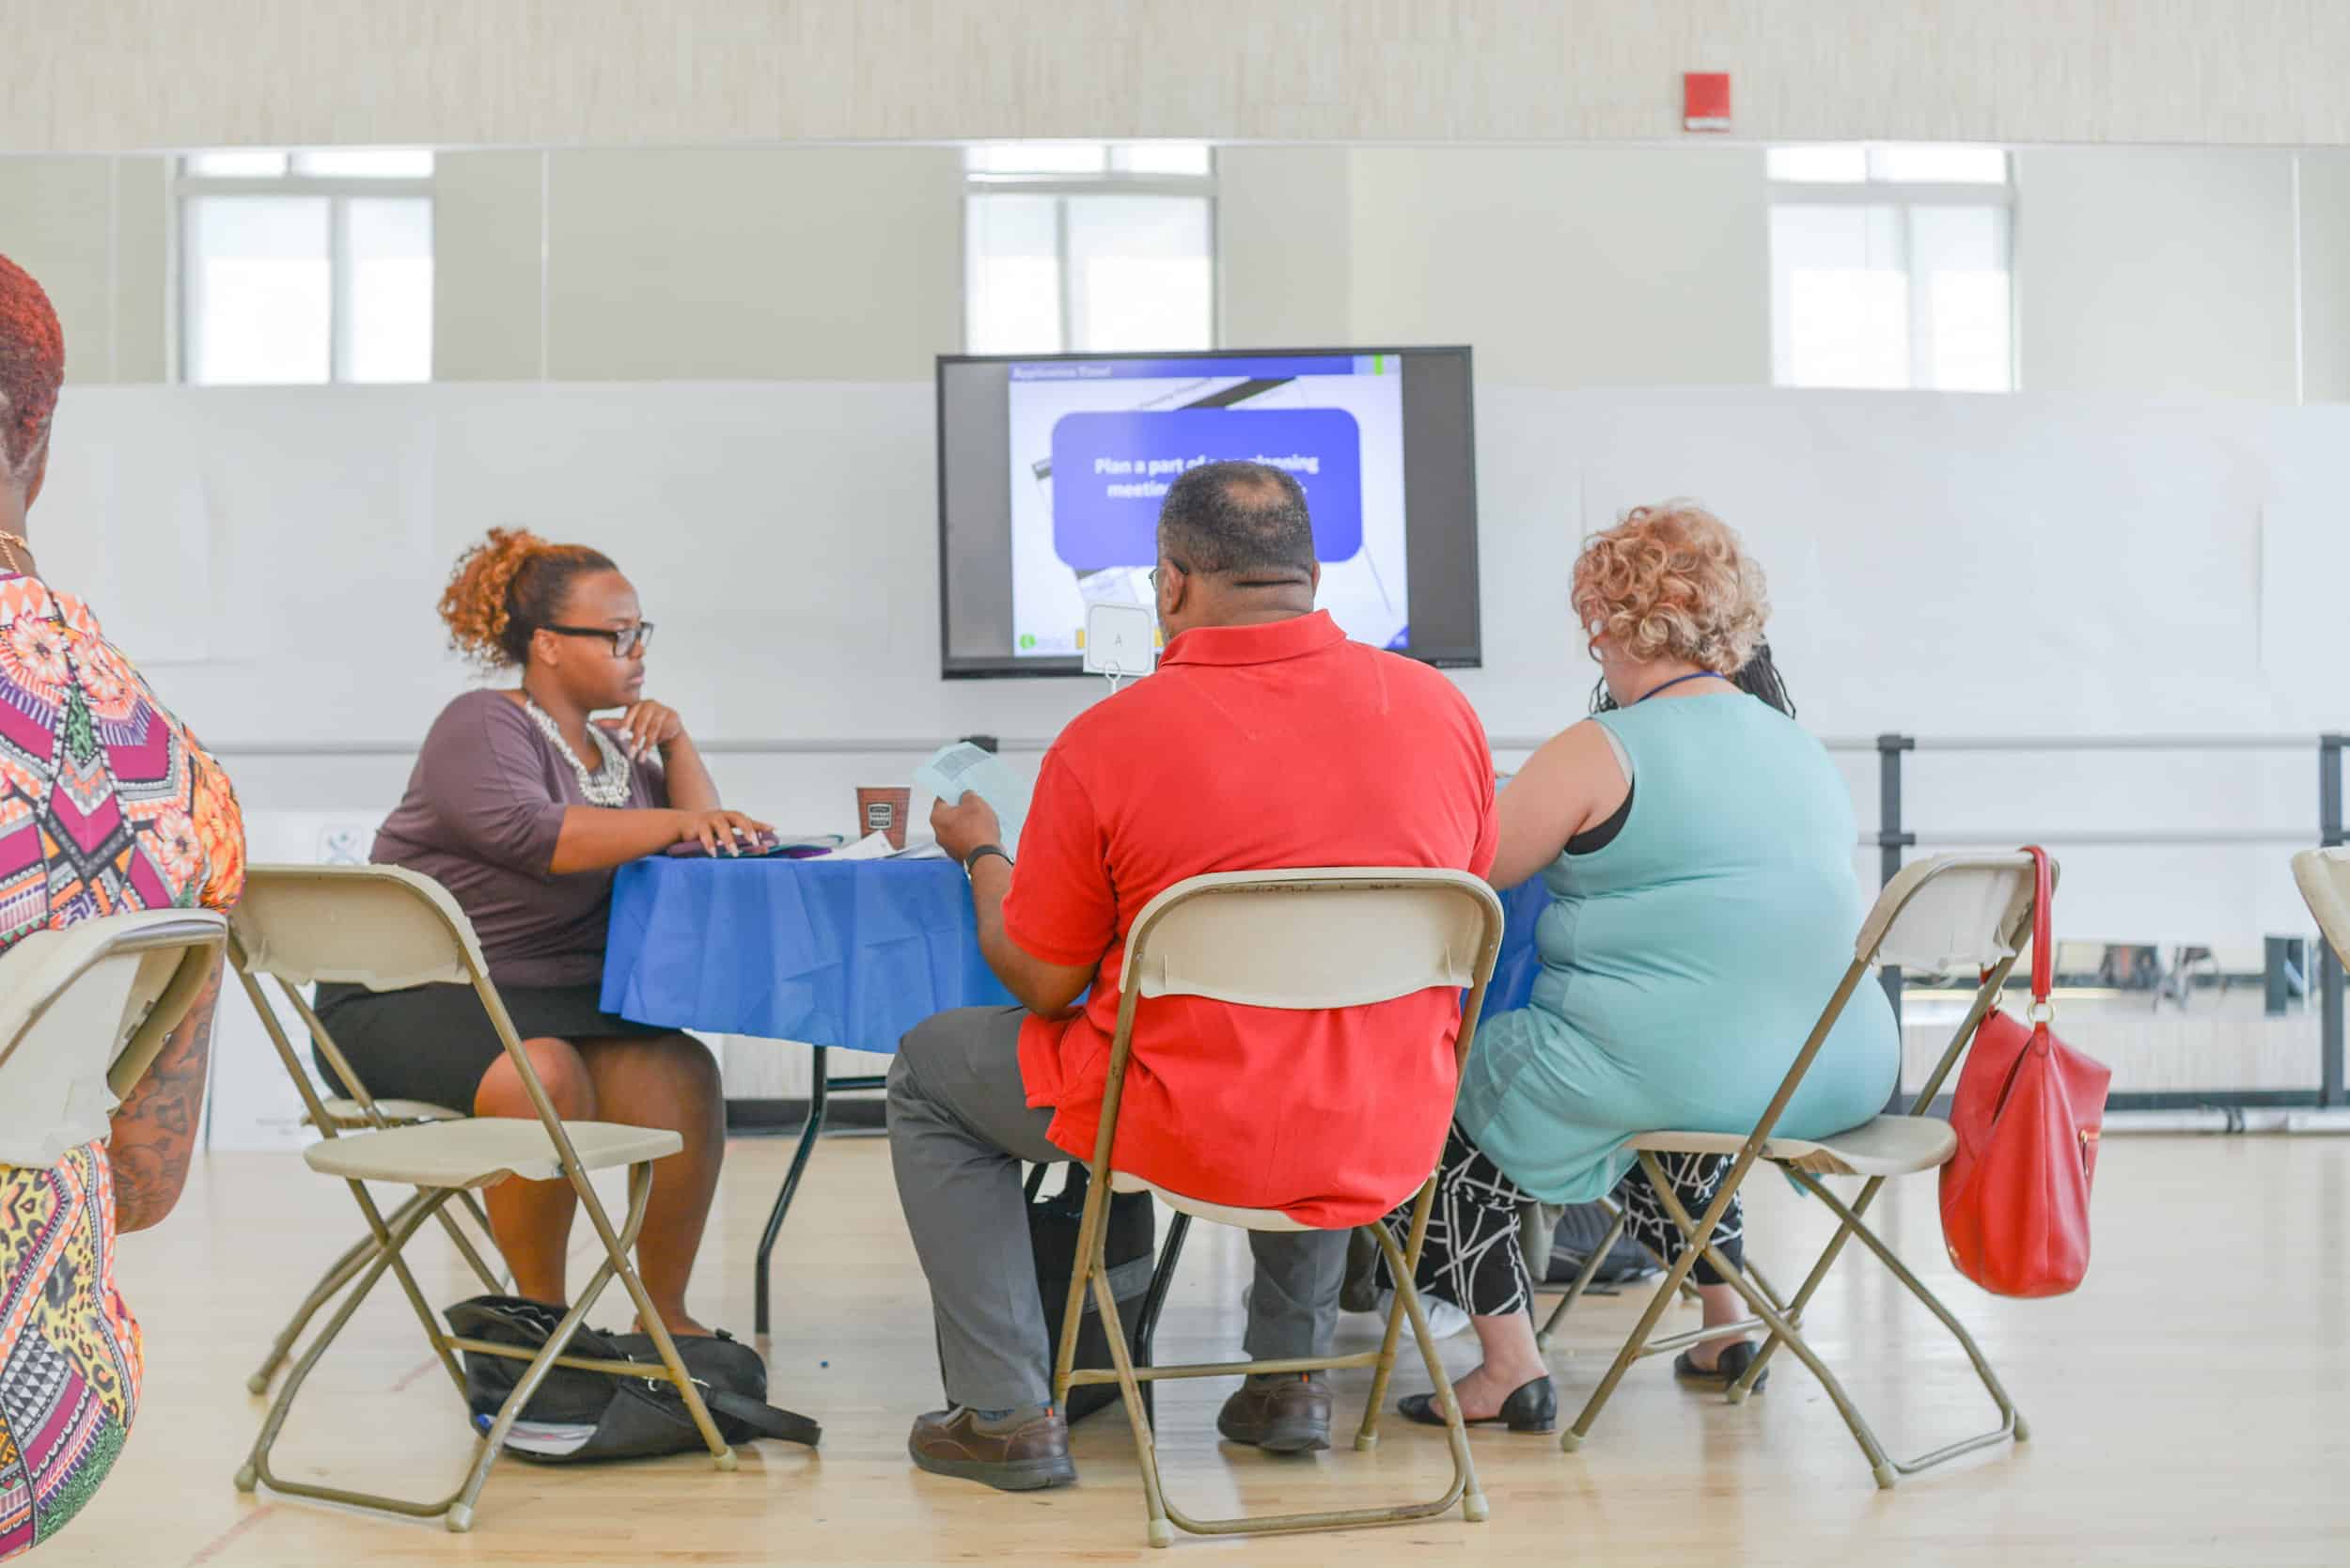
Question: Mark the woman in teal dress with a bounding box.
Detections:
[1386,502,1898,1433]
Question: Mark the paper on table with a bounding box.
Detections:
[888,835,951,860]
[810,831,899,862]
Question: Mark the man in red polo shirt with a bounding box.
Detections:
[887,461,1496,1492]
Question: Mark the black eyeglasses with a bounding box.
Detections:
[1147,559,1191,592]
[544,622,655,658]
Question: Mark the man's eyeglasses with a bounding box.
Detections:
[545,622,655,658]
[1147,559,1190,593]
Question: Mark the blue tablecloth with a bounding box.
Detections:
[602,856,1016,1051]
[603,854,1553,1053]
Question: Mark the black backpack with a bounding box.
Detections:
[444,1296,820,1462]
[1026,1165,1158,1422]
[1542,1202,1658,1288]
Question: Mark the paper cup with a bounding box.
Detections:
[856,786,912,850]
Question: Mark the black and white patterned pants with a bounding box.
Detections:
[1377,1121,1748,1318]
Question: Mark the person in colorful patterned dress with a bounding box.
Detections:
[0,252,245,1559]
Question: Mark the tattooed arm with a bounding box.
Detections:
[108,956,222,1233]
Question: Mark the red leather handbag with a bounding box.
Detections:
[1938,846,2112,1297]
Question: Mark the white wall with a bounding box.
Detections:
[10,3,2350,150]
[32,378,2348,928]
[0,156,167,384]
[2015,148,2300,400]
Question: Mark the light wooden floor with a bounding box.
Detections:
[41,1133,2350,1566]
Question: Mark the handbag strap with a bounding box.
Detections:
[705,1388,823,1448]
[2023,843,2053,1009]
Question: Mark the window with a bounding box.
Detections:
[964,143,1214,354]
[177,149,435,384]
[1768,145,2013,392]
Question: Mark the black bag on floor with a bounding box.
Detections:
[1543,1202,1658,1288]
[1026,1165,1156,1423]
[444,1295,820,1463]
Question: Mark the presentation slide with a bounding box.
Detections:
[1004,354,1410,658]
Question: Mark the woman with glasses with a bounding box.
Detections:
[313,528,769,1338]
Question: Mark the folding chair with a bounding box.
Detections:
[2290,847,2350,971]
[226,865,735,1531]
[0,908,227,1167]
[1528,1197,1783,1352]
[1559,853,2049,1489]
[233,975,506,1394]
[1052,868,1506,1547]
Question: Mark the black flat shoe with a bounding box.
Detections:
[1675,1340,1770,1391]
[1398,1375,1556,1433]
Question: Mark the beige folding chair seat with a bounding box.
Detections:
[1628,1117,1957,1178]
[1107,1172,1313,1232]
[303,1117,681,1185]
[305,1096,467,1129]
[227,865,734,1532]
[1560,854,2052,1490]
[1053,868,1505,1548]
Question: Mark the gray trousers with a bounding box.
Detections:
[887,1006,1347,1411]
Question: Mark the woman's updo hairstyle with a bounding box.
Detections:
[438,528,617,667]
[1571,501,1768,677]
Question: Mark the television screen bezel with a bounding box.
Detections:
[934,344,1480,681]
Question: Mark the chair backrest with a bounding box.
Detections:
[0,909,227,1166]
[1114,868,1506,1063]
[228,863,490,989]
[1856,853,2048,973]
[2292,848,2350,970]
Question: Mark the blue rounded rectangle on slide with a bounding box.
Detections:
[1049,407,1364,570]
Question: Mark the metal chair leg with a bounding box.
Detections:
[755,1046,831,1338]
[1535,1202,1628,1350]
[245,1206,406,1394]
[1633,1159,1904,1487]
[238,1186,460,1505]
[1778,1170,2024,1474]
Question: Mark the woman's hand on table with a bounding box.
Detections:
[598,699,688,763]
[677,807,775,857]
[931,793,1003,864]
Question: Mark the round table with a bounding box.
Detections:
[603,854,1016,1333]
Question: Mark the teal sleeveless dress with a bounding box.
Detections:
[1454,691,1899,1203]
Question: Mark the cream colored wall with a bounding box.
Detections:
[541,148,963,381]
[432,152,546,381]
[2298,151,2350,404]
[7,143,2343,400]
[2015,148,2300,401]
[6,3,2349,151]
[1215,148,1354,349]
[1337,147,1770,388]
[0,156,168,385]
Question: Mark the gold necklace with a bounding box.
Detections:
[0,531,26,572]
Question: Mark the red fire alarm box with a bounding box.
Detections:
[1684,72,1731,133]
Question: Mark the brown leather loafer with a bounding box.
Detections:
[907,1404,1077,1491]
[1216,1373,1333,1453]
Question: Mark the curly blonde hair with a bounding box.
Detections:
[437,527,617,667]
[1571,502,1769,675]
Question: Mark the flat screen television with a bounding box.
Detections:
[935,346,1480,679]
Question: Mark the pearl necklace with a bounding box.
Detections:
[521,696,632,808]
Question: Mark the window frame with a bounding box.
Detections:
[170,151,437,385]
[1766,148,2019,393]
[961,144,1219,355]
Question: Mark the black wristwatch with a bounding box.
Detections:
[963,843,1013,876]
